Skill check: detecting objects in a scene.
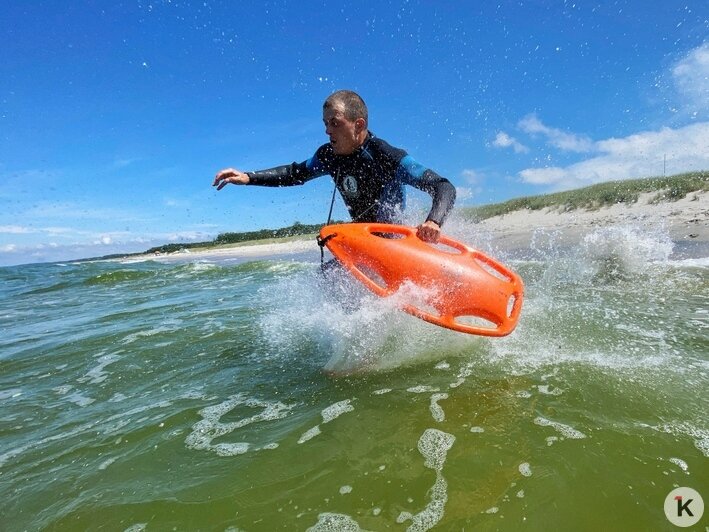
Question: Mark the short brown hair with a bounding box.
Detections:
[324,90,368,125]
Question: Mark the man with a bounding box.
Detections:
[213,90,456,243]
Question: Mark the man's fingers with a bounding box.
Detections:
[213,169,233,186]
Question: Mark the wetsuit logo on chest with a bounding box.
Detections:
[341,175,360,197]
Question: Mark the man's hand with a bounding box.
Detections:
[213,168,250,190]
[417,220,441,243]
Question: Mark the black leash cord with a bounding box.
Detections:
[318,183,338,266]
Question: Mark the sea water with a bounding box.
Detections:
[1,224,707,531]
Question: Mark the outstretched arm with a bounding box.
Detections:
[213,157,326,191]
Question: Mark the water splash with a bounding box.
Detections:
[258,265,468,374]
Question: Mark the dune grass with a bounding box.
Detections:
[460,171,708,222]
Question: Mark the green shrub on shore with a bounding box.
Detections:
[461,171,708,222]
[144,221,343,255]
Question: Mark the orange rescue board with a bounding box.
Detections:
[319,223,524,337]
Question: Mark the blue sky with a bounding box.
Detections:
[1,1,707,266]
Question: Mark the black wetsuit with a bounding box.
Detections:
[246,133,456,226]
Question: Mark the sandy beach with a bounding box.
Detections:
[471,190,708,254]
[125,191,708,263]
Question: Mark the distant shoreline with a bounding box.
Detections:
[120,189,708,263]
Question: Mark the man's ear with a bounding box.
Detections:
[355,117,366,134]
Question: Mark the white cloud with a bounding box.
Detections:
[518,114,594,153]
[461,169,482,184]
[112,157,142,169]
[0,230,216,266]
[492,132,529,154]
[672,42,709,112]
[42,226,75,236]
[519,121,709,189]
[164,198,191,208]
[0,225,32,234]
[23,201,151,223]
[165,231,209,242]
[458,170,484,201]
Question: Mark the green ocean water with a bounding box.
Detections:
[1,225,707,531]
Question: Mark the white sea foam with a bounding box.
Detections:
[98,457,117,470]
[668,457,689,472]
[298,425,321,444]
[651,423,709,457]
[429,393,448,422]
[449,361,474,389]
[321,399,354,423]
[297,400,354,444]
[399,472,449,531]
[534,416,587,439]
[185,394,292,456]
[307,513,361,531]
[396,429,456,531]
[408,386,439,394]
[518,462,532,477]
[536,384,563,396]
[339,485,352,495]
[418,428,455,472]
[469,426,485,433]
[124,524,147,532]
[372,388,392,395]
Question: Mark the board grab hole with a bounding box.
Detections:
[426,242,463,255]
[407,302,440,319]
[474,257,512,282]
[507,295,518,318]
[454,315,498,330]
[371,231,405,240]
[355,263,388,290]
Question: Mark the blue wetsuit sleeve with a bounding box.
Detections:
[396,155,456,226]
[246,153,327,187]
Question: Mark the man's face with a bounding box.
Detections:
[323,103,363,155]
